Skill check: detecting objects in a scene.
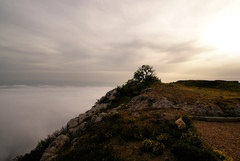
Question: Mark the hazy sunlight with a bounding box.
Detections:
[202,15,240,55]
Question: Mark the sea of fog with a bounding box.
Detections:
[0,85,113,161]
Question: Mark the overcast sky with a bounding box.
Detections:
[1,0,240,86]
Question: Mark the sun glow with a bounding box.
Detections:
[202,15,240,54]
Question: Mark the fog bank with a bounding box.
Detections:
[0,86,112,161]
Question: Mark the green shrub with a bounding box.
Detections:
[214,149,233,161]
[106,65,160,111]
[142,139,165,155]
[120,123,152,141]
[152,142,165,155]
[59,143,121,161]
[181,130,202,147]
[142,139,153,151]
[156,133,169,143]
[181,116,192,127]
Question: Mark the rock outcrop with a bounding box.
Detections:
[40,89,118,161]
[40,135,70,161]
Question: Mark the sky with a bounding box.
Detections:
[0,86,112,161]
[0,0,240,86]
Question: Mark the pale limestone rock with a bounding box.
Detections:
[40,135,69,161]
[106,89,117,101]
[162,113,176,120]
[152,97,176,109]
[67,117,79,129]
[78,121,87,130]
[78,113,87,122]
[94,116,103,122]
[91,112,109,123]
[129,95,177,111]
[69,121,87,136]
[91,103,108,112]
[131,112,140,117]
[175,118,187,130]
[95,113,108,122]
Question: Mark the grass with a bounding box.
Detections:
[173,83,240,99]
[176,80,240,92]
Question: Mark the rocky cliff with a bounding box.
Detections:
[15,80,240,161]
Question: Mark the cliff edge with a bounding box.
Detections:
[14,67,240,161]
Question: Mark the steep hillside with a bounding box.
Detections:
[15,78,240,161]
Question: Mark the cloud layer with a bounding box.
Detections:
[0,86,112,161]
[0,0,240,85]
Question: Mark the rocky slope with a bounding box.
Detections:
[15,80,240,161]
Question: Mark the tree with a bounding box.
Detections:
[133,65,159,83]
[115,65,160,100]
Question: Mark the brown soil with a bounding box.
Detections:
[194,121,240,161]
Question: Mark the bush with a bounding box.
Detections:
[142,139,153,151]
[116,65,160,98]
[120,123,152,141]
[152,142,165,155]
[214,149,233,161]
[182,116,192,128]
[107,65,160,110]
[142,139,165,155]
[156,133,169,144]
[181,130,202,147]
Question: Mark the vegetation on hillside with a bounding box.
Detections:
[176,80,240,92]
[15,65,238,161]
[56,114,221,161]
[101,65,160,110]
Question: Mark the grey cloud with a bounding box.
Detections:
[108,39,212,64]
[161,41,213,63]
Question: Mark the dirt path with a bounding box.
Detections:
[194,121,240,161]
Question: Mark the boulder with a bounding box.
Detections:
[40,134,70,161]
[98,89,117,103]
[67,117,79,129]
[175,118,187,130]
[162,113,176,120]
[152,97,176,109]
[78,113,88,122]
[105,89,117,101]
[91,103,108,112]
[91,114,103,122]
[69,121,88,136]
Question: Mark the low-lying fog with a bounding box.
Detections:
[0,85,113,161]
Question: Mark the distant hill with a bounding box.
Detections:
[15,77,240,161]
[176,80,240,92]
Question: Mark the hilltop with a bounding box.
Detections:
[15,66,240,161]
